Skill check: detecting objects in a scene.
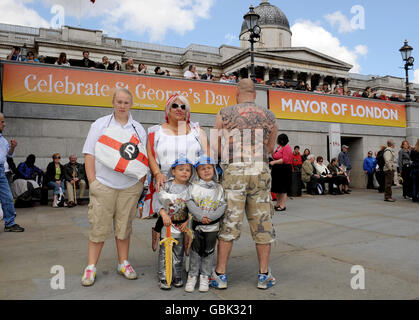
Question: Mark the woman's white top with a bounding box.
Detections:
[155,124,202,174]
[82,113,147,189]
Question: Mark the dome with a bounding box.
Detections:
[240,0,291,34]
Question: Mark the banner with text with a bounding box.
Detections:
[2,64,237,114]
[269,90,406,128]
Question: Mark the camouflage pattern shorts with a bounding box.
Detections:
[218,162,275,244]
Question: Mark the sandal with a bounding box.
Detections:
[275,206,286,212]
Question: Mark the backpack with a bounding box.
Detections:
[376,150,388,169]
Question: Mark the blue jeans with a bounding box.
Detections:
[0,164,16,227]
[47,181,66,195]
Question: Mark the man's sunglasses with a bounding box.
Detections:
[171,104,186,110]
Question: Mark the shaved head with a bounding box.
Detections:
[238,79,255,94]
[237,79,256,103]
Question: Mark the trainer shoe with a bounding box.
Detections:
[81,265,96,287]
[117,260,137,280]
[160,280,171,290]
[185,275,197,293]
[257,268,276,290]
[209,271,228,289]
[173,277,183,288]
[4,224,25,232]
[199,275,209,292]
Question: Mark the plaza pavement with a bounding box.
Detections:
[1,187,418,300]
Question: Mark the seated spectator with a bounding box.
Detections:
[122,58,136,73]
[285,81,292,89]
[80,50,96,68]
[97,56,112,70]
[314,156,336,195]
[138,63,147,74]
[154,66,169,76]
[398,94,406,102]
[111,61,121,71]
[334,82,344,95]
[184,64,199,79]
[7,46,23,61]
[219,73,229,83]
[301,148,311,163]
[64,155,86,208]
[313,86,323,93]
[389,94,399,102]
[291,146,303,172]
[305,84,311,91]
[277,80,286,88]
[327,157,350,194]
[295,81,306,91]
[228,74,237,83]
[55,52,71,66]
[345,90,352,96]
[302,155,321,195]
[352,91,361,97]
[12,154,43,207]
[45,153,67,208]
[16,154,43,183]
[271,81,277,88]
[378,91,389,101]
[201,67,215,81]
[362,87,372,98]
[322,83,331,94]
[25,51,40,63]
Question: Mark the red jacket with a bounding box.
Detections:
[291,152,302,170]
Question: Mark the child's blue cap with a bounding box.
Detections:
[194,155,216,169]
[171,157,193,169]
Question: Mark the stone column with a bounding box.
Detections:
[331,78,337,92]
[264,67,270,82]
[292,71,298,82]
[279,69,285,80]
[343,79,349,93]
[306,73,312,88]
[319,75,325,86]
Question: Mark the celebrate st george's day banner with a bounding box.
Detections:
[3,63,406,127]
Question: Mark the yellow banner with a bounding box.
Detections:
[2,63,237,114]
[269,90,406,128]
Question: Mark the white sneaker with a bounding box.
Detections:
[199,275,209,292]
[185,275,197,293]
[81,265,96,286]
[117,260,137,280]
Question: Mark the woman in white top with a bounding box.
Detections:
[55,52,70,67]
[145,94,209,221]
[81,88,147,286]
[314,156,338,195]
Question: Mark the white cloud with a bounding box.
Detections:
[0,0,50,28]
[324,11,353,33]
[414,70,419,84]
[291,20,368,73]
[224,33,236,45]
[41,0,215,42]
[355,45,368,56]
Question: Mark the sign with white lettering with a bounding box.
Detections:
[269,90,406,128]
[2,63,237,114]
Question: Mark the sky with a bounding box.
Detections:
[1,0,418,83]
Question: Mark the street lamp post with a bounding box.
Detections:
[243,5,261,83]
[399,40,414,102]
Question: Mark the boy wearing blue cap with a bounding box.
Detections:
[184,156,226,293]
[154,157,193,290]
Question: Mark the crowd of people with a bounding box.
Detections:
[363,139,419,203]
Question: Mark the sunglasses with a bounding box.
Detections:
[54,156,61,159]
[171,104,186,110]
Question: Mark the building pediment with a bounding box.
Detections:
[222,46,353,72]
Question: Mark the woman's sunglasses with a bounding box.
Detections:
[54,156,61,159]
[171,104,186,110]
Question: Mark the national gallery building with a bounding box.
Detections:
[0,0,418,188]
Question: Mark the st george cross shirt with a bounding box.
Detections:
[82,113,146,189]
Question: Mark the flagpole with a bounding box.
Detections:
[78,0,81,27]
